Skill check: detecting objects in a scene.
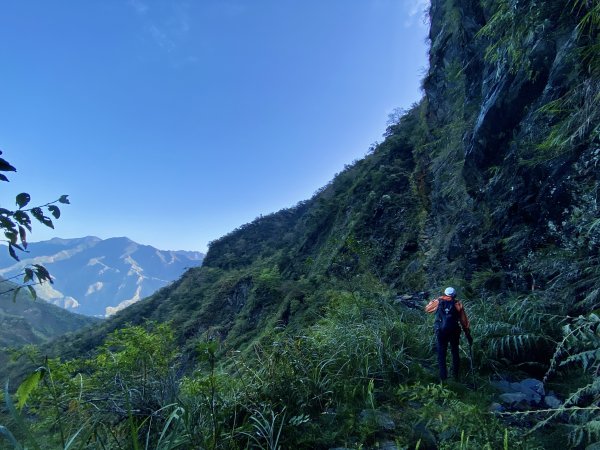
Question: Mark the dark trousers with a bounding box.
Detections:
[436,330,460,380]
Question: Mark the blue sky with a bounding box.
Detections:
[0,0,429,252]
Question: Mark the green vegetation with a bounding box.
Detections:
[0,286,98,349]
[2,0,600,447]
[2,294,541,449]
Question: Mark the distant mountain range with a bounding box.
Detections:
[0,237,204,317]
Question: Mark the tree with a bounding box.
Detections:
[0,150,69,299]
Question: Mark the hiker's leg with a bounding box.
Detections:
[449,332,460,379]
[436,332,448,380]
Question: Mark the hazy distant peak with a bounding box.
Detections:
[47,236,102,246]
[0,236,205,317]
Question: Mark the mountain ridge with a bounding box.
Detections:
[0,236,204,317]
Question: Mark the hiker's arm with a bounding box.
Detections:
[424,299,438,313]
[458,303,473,343]
[457,303,470,331]
[460,310,470,331]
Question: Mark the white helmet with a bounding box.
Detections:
[444,287,456,297]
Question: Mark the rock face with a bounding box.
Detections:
[420,0,599,289]
[0,237,204,317]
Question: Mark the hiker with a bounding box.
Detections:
[425,287,473,381]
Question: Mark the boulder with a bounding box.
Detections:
[544,395,562,409]
[499,392,531,410]
[520,378,545,397]
[489,402,505,413]
[359,410,396,431]
[493,377,566,412]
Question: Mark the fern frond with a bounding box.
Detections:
[561,348,600,371]
[488,333,551,360]
[570,419,600,448]
[562,375,600,409]
[544,313,600,382]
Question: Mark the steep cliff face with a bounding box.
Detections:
[420,0,599,308]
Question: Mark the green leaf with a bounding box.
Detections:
[33,264,53,284]
[14,211,31,231]
[15,193,30,209]
[15,368,46,411]
[30,208,54,229]
[30,207,43,222]
[0,216,16,232]
[8,244,19,261]
[18,226,27,248]
[5,229,18,244]
[12,286,21,303]
[0,158,16,173]
[0,174,9,182]
[47,205,60,219]
[58,194,70,204]
[24,268,34,283]
[63,425,87,450]
[26,286,37,301]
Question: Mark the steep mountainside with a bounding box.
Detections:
[0,283,97,347]
[0,282,98,373]
[47,0,598,358]
[0,237,204,317]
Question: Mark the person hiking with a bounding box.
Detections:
[425,287,473,381]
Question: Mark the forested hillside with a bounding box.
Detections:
[1,0,598,448]
[0,281,97,348]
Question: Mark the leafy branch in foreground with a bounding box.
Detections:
[0,150,69,298]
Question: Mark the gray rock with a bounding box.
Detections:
[494,378,544,405]
[489,402,505,413]
[544,395,562,409]
[513,379,543,405]
[359,410,396,431]
[520,378,545,397]
[499,393,530,410]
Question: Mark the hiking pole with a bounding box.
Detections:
[468,341,476,389]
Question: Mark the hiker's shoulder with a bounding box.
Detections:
[424,298,439,312]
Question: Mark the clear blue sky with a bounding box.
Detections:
[0,0,429,252]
